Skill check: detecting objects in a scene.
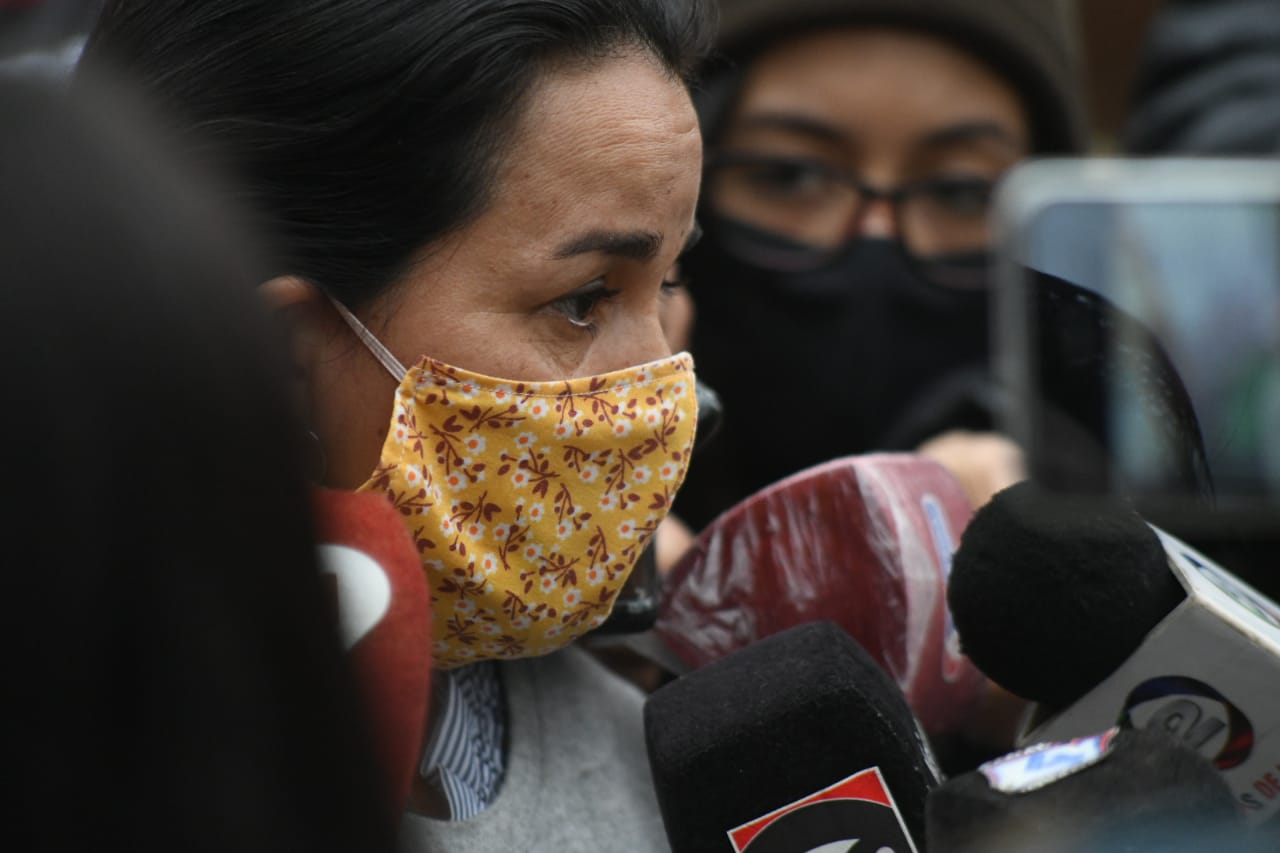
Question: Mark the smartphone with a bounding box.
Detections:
[993,158,1280,547]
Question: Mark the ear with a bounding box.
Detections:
[258,276,348,420]
[259,275,336,372]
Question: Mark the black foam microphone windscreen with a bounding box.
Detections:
[926,725,1253,852]
[946,481,1186,708]
[644,621,938,853]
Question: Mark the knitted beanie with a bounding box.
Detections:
[707,0,1088,153]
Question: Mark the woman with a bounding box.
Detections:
[80,1,712,848]
[673,0,1212,530]
[1,77,394,852]
[673,0,1094,527]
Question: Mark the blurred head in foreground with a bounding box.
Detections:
[0,77,393,852]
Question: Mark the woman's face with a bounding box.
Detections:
[708,27,1030,261]
[306,52,703,489]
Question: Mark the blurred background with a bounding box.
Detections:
[0,0,1192,148]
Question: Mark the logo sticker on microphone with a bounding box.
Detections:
[979,729,1118,794]
[1122,676,1254,770]
[318,544,392,649]
[727,767,919,853]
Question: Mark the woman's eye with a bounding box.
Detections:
[549,280,620,330]
[736,157,841,201]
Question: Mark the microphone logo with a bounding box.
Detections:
[318,543,393,649]
[1122,676,1254,770]
[980,729,1119,794]
[727,767,919,853]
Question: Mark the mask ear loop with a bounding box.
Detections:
[327,295,409,383]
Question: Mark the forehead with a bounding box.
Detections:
[487,53,702,245]
[731,27,1029,145]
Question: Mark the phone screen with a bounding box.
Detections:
[996,164,1280,537]
[1028,201,1280,500]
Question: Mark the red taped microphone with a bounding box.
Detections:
[314,489,432,812]
[657,453,985,740]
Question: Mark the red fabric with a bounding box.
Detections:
[658,453,986,738]
[314,488,432,813]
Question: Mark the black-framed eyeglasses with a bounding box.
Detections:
[704,151,999,287]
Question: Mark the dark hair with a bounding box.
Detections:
[78,0,714,307]
[0,77,395,852]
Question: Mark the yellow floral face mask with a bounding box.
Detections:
[332,301,698,668]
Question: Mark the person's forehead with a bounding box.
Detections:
[730,27,1029,147]
[745,27,1014,105]
[513,56,699,161]
[487,55,702,233]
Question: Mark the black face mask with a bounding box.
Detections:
[675,217,996,527]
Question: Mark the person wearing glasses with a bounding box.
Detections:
[674,0,1088,526]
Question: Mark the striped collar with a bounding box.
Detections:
[417,661,507,821]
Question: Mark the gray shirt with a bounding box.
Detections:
[400,645,671,852]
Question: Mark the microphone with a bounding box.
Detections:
[927,726,1250,852]
[947,481,1185,710]
[931,722,1249,850]
[313,488,433,812]
[656,453,987,739]
[947,480,1280,827]
[645,620,939,853]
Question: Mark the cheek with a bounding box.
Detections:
[402,306,594,382]
[310,348,401,490]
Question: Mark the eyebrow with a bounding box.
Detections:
[551,222,702,263]
[728,113,1023,154]
[730,112,848,147]
[553,229,663,261]
[918,120,1024,153]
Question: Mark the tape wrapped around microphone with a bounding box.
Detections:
[657,453,986,738]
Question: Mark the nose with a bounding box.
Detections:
[602,301,673,374]
[658,282,695,353]
[634,310,674,365]
[846,195,898,241]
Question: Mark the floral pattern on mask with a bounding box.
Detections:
[359,353,697,668]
